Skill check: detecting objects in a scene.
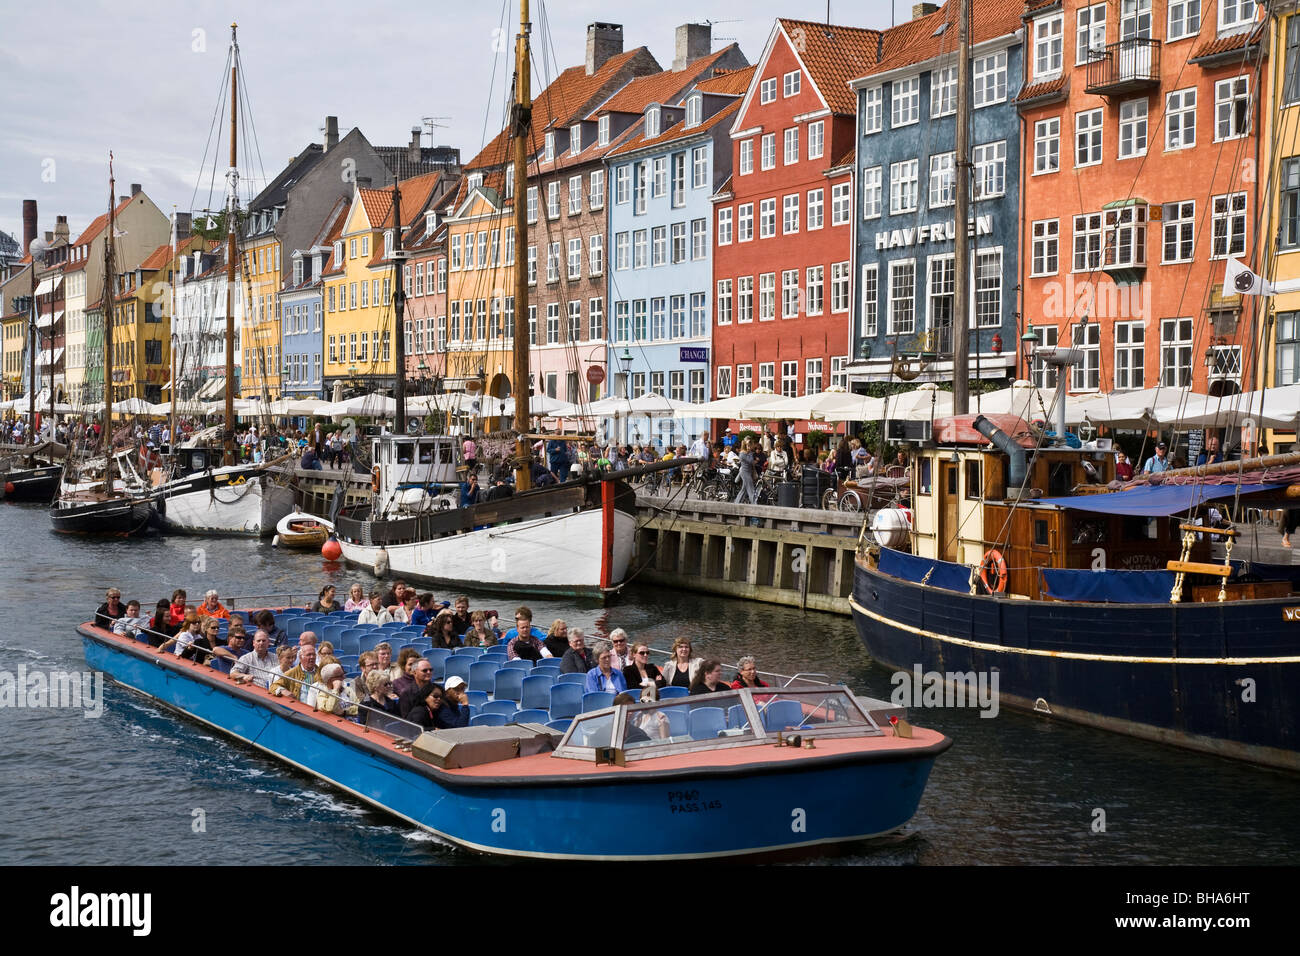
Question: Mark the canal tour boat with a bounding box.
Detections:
[852,412,1300,772]
[80,613,950,860]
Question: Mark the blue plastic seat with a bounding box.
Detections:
[762,699,807,733]
[468,704,481,719]
[549,682,584,719]
[662,705,690,736]
[512,709,549,724]
[457,646,485,658]
[582,691,615,713]
[556,672,587,685]
[534,657,562,670]
[482,700,519,717]
[355,631,386,654]
[727,704,751,730]
[520,673,556,710]
[464,690,489,709]
[481,646,508,659]
[284,618,309,642]
[398,643,422,656]
[425,648,454,669]
[546,718,573,734]
[470,713,508,727]
[502,658,533,671]
[336,654,359,668]
[658,685,689,699]
[381,621,405,630]
[444,656,474,685]
[468,660,499,695]
[493,668,525,703]
[689,706,726,740]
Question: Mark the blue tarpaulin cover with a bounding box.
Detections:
[1033,483,1281,517]
[878,547,973,593]
[1040,568,1178,603]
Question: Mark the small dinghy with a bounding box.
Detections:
[272,511,334,549]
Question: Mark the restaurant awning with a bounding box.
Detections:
[1034,483,1283,517]
[36,309,64,329]
[34,275,63,297]
[37,347,65,367]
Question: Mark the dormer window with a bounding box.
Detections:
[311,253,322,281]
[598,115,610,146]
[505,162,515,198]
[645,105,661,139]
[544,132,555,163]
[384,230,395,258]
[333,240,343,264]
[468,172,483,191]
[685,94,702,129]
[425,211,437,237]
[292,254,303,286]
[570,124,582,155]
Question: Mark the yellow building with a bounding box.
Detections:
[321,172,447,398]
[240,231,281,399]
[107,248,171,405]
[3,307,27,401]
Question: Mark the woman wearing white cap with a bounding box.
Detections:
[435,676,472,729]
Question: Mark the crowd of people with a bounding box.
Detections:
[91,578,771,735]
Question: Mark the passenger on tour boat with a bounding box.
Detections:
[317,639,334,658]
[209,629,248,674]
[196,589,231,620]
[607,628,631,670]
[147,599,176,644]
[309,585,339,613]
[730,656,769,690]
[559,628,596,674]
[343,584,368,611]
[392,591,418,623]
[690,660,731,696]
[410,593,436,628]
[398,658,440,721]
[314,663,359,717]
[230,631,278,689]
[380,579,407,608]
[272,644,321,705]
[661,637,702,689]
[404,681,444,730]
[450,596,472,636]
[374,642,397,680]
[352,652,379,700]
[268,645,297,686]
[392,649,423,697]
[614,690,671,743]
[168,589,189,628]
[426,611,463,650]
[252,609,286,647]
[504,607,550,660]
[434,677,472,730]
[362,671,402,716]
[463,611,500,646]
[585,649,627,694]
[95,589,125,628]
[543,619,570,658]
[111,601,151,639]
[623,641,666,691]
[358,590,394,626]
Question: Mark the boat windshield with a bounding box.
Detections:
[552,687,881,762]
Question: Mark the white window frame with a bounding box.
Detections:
[1114,320,1146,390]
[1034,14,1065,80]
[784,127,799,165]
[1034,117,1060,175]
[1031,219,1060,277]
[718,207,733,245]
[931,65,957,118]
[888,259,916,334]
[863,87,883,134]
[860,264,878,337]
[808,120,824,159]
[1118,98,1148,159]
[760,77,777,103]
[1210,191,1247,259]
[860,170,880,219]
[930,152,956,208]
[890,159,919,214]
[831,183,851,225]
[1076,108,1103,167]
[808,187,826,229]
[973,50,1007,108]
[1215,76,1250,141]
[783,195,800,235]
[1167,0,1200,41]
[1077,3,1107,64]
[1165,88,1197,150]
[891,76,920,128]
[783,70,801,97]
[1162,200,1195,263]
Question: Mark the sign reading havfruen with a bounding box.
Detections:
[680,347,709,363]
[875,215,993,251]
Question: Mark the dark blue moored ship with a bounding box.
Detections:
[851,413,1300,772]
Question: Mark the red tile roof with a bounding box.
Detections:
[696,66,756,97]
[599,45,740,114]
[866,0,1023,78]
[71,195,136,248]
[608,100,742,157]
[357,170,448,230]
[1017,75,1068,103]
[1192,26,1261,60]
[776,18,882,116]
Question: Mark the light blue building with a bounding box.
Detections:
[604,62,749,450]
[281,200,346,400]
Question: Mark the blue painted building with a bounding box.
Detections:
[846,1,1023,388]
[604,65,751,449]
[281,199,346,399]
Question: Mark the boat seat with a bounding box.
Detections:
[445,656,475,686]
[470,713,508,727]
[581,691,615,713]
[548,683,584,720]
[762,700,806,733]
[726,704,750,730]
[464,690,489,709]
[546,718,573,734]
[467,660,499,695]
[482,700,519,717]
[501,658,533,671]
[512,709,549,725]
[688,707,726,740]
[556,672,586,685]
[658,685,689,699]
[493,668,525,703]
[520,673,557,710]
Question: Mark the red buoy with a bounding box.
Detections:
[3,482,14,495]
[321,538,342,561]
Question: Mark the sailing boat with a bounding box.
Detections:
[330,0,640,598]
[49,155,158,534]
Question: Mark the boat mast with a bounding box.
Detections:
[169,207,178,448]
[223,22,239,466]
[952,0,971,415]
[26,252,36,445]
[392,181,406,432]
[103,154,117,489]
[511,0,533,491]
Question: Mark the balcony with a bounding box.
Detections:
[1085,38,1161,96]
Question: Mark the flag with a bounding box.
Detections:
[1224,257,1275,296]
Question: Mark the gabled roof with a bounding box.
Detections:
[246,144,325,228]
[855,0,1022,81]
[357,170,448,231]
[608,99,742,157]
[71,195,136,248]
[598,45,741,115]
[774,18,882,116]
[695,66,756,97]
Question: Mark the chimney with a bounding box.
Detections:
[408,127,422,164]
[324,115,339,152]
[673,23,711,71]
[586,22,623,76]
[55,215,70,245]
[22,199,37,256]
[913,3,939,18]
[130,183,142,197]
[356,176,372,189]
[118,196,129,204]
[44,231,53,243]
[175,212,193,239]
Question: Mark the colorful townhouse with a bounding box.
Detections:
[848,0,1025,388]
[606,55,754,449]
[174,242,242,401]
[281,199,347,399]
[400,204,449,399]
[1018,0,1266,408]
[31,216,71,405]
[711,18,881,433]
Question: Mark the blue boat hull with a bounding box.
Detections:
[851,557,1300,771]
[83,626,949,860]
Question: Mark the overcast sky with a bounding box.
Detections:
[0,0,907,247]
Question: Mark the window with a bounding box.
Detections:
[645,106,661,140]
[975,249,1002,328]
[1034,118,1060,174]
[1277,311,1300,384]
[689,368,705,403]
[738,203,754,242]
[633,300,647,342]
[1077,3,1107,63]
[669,370,686,401]
[1161,317,1193,387]
[740,140,753,175]
[589,234,604,275]
[567,238,582,279]
[1119,99,1148,158]
[614,301,628,342]
[737,276,753,323]
[1114,321,1145,389]
[1030,325,1059,389]
[568,175,582,215]
[1168,0,1200,40]
[1073,212,1104,270]
[691,293,706,337]
[1076,108,1103,166]
[692,147,708,188]
[686,94,702,129]
[1031,219,1060,276]
[1034,14,1064,78]
[590,169,605,208]
[889,260,916,333]
[784,127,799,165]
[973,141,1006,198]
[652,226,667,266]
[1163,200,1196,262]
[717,365,732,396]
[527,244,538,284]
[1211,191,1247,258]
[926,152,956,209]
[526,186,539,225]
[1166,88,1196,150]
[450,234,462,270]
[489,229,501,267]
[633,230,648,269]
[568,301,582,342]
[931,65,957,117]
[1215,77,1249,140]
[783,70,801,97]
[736,364,752,395]
[860,264,878,336]
[808,120,824,159]
[890,159,919,214]
[831,183,851,225]
[598,115,610,147]
[806,265,824,316]
[1286,15,1300,104]
[691,219,708,259]
[547,241,560,282]
[831,261,851,313]
[450,302,460,341]
[670,295,686,338]
[759,363,775,392]
[892,76,920,127]
[615,233,629,271]
[782,195,800,234]
[543,132,555,163]
[927,255,954,344]
[671,222,687,262]
[761,133,775,170]
[718,207,733,245]
[615,165,631,204]
[542,303,559,345]
[717,279,733,325]
[973,51,1007,107]
[863,86,883,134]
[782,269,799,318]
[547,181,560,219]
[589,298,603,340]
[652,157,667,198]
[1282,160,1300,250]
[781,361,798,397]
[760,77,777,103]
[1068,323,1101,391]
[1219,0,1256,32]
[759,272,776,321]
[751,199,772,239]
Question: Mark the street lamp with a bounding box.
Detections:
[618,347,634,446]
[1020,328,1040,381]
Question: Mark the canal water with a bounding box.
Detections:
[0,501,1295,865]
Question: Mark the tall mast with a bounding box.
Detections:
[27,254,36,444]
[103,154,117,488]
[511,0,533,491]
[392,181,407,431]
[952,0,971,415]
[224,22,239,466]
[169,207,178,447]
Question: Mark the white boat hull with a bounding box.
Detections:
[156,468,264,535]
[336,506,636,598]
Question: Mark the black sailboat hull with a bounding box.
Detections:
[3,465,62,502]
[49,496,157,535]
[851,554,1300,772]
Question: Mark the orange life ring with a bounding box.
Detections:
[979,549,1008,594]
[371,466,381,492]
